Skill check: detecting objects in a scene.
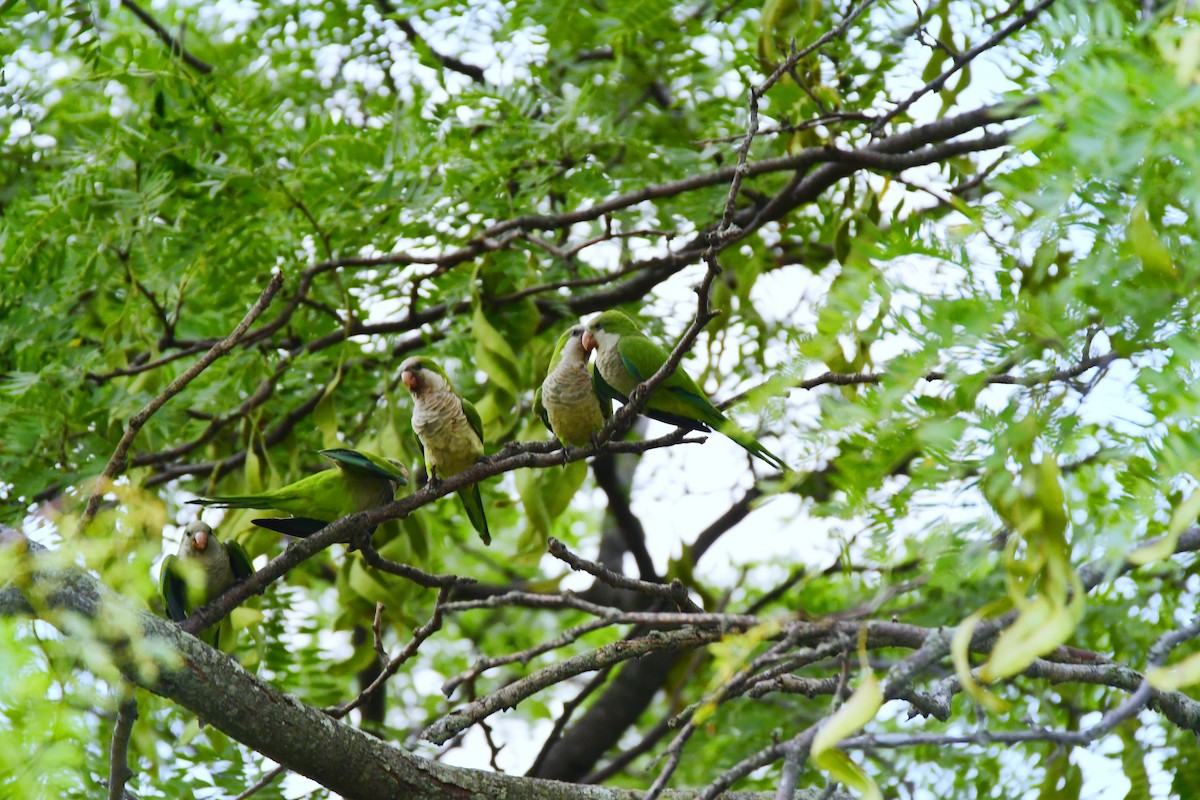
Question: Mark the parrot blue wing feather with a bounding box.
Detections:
[664,385,727,429]
[618,349,647,383]
[643,405,714,433]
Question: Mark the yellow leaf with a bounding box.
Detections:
[1129,487,1200,565]
[952,601,1011,713]
[1147,650,1200,691]
[1128,201,1175,279]
[812,671,884,800]
[979,594,1079,683]
[313,370,343,450]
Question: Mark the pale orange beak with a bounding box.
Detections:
[193,528,209,551]
[581,331,597,352]
[401,370,417,391]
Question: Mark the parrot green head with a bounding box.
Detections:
[178,520,224,567]
[582,310,642,354]
[400,357,454,398]
[548,324,589,372]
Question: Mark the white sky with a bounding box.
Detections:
[3,1,1173,797]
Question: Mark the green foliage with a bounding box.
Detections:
[5,0,1200,798]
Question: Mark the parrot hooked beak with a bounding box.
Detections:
[192,526,209,551]
[581,331,597,352]
[401,369,418,391]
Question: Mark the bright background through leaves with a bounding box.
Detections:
[4,0,1200,798]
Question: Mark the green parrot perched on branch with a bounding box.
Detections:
[582,310,788,472]
[399,357,491,545]
[188,448,408,542]
[534,324,611,447]
[159,521,255,651]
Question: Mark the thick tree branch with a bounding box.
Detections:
[0,548,787,800]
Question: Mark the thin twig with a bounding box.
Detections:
[441,616,616,697]
[232,765,287,800]
[107,693,138,800]
[870,0,1058,133]
[526,666,615,776]
[548,538,702,613]
[371,603,388,665]
[79,270,284,532]
[372,0,487,83]
[119,0,214,73]
[327,587,452,718]
[421,626,724,745]
[717,349,1122,410]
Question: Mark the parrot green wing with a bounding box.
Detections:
[458,485,491,546]
[613,334,721,432]
[532,385,552,433]
[615,333,660,384]
[599,317,790,472]
[226,540,255,582]
[188,484,307,510]
[592,367,613,421]
[321,448,408,484]
[460,396,485,447]
[546,326,575,373]
[663,383,725,426]
[159,554,188,623]
[617,334,713,411]
[593,366,630,411]
[191,469,352,518]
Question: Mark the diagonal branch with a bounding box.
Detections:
[421,625,723,745]
[1,547,788,800]
[870,0,1057,133]
[548,538,702,613]
[79,271,284,532]
[119,0,214,74]
[106,693,138,800]
[371,0,488,83]
[175,429,710,639]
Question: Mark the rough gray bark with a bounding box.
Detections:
[0,546,804,800]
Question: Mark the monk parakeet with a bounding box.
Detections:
[399,357,490,545]
[534,324,611,447]
[188,448,408,540]
[159,521,255,651]
[582,310,788,471]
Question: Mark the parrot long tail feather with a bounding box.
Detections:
[458,485,491,546]
[717,424,789,472]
